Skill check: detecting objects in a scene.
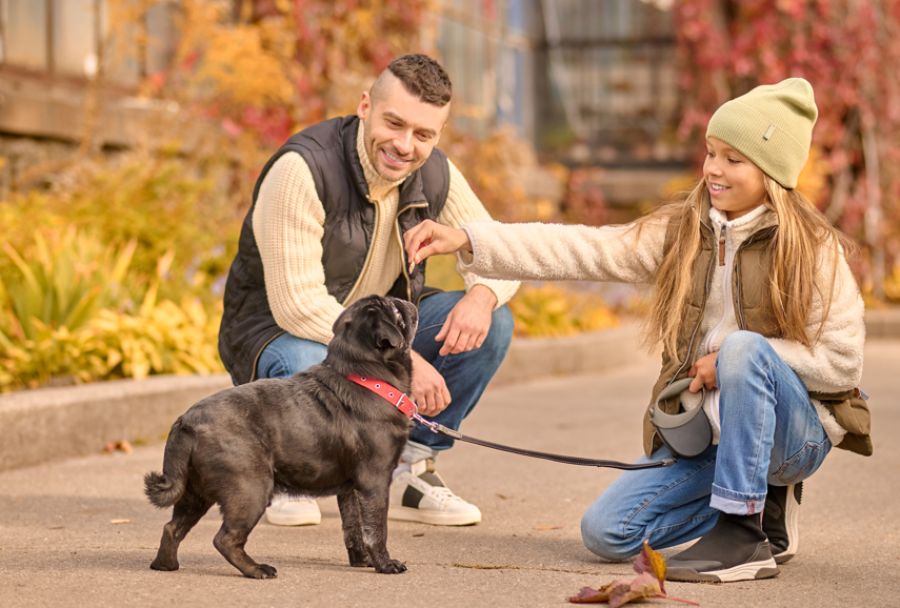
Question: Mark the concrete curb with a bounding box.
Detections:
[2,309,898,473]
[0,322,646,473]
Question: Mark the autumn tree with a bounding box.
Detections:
[674,0,900,298]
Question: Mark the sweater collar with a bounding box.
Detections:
[356,120,406,201]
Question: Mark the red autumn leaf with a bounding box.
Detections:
[609,573,663,608]
[567,580,630,604]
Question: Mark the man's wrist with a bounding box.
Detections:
[466,284,499,309]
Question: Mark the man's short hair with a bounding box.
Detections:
[372,54,452,107]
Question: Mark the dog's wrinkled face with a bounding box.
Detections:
[330,296,418,367]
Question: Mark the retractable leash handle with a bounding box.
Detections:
[412,413,676,471]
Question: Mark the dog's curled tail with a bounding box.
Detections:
[144,418,194,508]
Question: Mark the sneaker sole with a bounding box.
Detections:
[772,485,800,564]
[667,558,779,583]
[388,506,481,526]
[265,512,322,526]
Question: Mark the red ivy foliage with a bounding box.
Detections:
[674,0,900,293]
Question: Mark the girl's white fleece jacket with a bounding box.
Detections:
[460,206,865,445]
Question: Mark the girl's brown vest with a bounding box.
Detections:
[644,205,872,457]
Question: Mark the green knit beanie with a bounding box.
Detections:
[706,77,818,189]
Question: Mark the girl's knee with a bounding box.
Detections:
[717,331,771,380]
[580,503,640,562]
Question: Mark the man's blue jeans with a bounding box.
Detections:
[580,331,832,561]
[256,291,514,462]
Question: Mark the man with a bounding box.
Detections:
[218,54,519,527]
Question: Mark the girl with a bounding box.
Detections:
[403,78,869,583]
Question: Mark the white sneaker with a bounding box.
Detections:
[265,495,322,526]
[388,459,482,526]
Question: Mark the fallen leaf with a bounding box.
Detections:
[568,580,629,604]
[633,540,667,592]
[609,573,662,608]
[568,542,700,606]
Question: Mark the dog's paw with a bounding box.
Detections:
[244,564,278,579]
[150,558,179,572]
[375,559,407,574]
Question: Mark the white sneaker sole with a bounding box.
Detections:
[667,557,779,583]
[265,510,322,526]
[388,506,481,526]
[773,487,800,564]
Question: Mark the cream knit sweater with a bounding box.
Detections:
[251,124,519,345]
[460,209,865,444]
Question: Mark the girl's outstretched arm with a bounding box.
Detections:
[456,219,666,284]
[404,219,471,273]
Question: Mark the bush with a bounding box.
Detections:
[0,226,222,392]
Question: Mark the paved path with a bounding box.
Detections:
[1,341,898,608]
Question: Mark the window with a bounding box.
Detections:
[2,0,49,70]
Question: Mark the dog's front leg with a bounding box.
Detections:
[337,490,371,567]
[355,484,406,574]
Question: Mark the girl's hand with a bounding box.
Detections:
[688,351,718,393]
[404,220,471,272]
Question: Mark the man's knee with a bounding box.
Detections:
[483,305,514,353]
[257,336,327,379]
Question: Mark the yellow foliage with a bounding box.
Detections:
[509,285,619,338]
[197,26,295,107]
[0,296,222,392]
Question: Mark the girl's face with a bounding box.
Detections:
[703,137,767,220]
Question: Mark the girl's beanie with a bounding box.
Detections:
[705,78,817,189]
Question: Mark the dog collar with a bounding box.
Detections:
[346,374,417,418]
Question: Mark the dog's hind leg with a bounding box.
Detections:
[355,484,406,574]
[213,481,277,579]
[151,487,213,572]
[337,490,371,568]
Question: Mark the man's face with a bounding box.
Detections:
[357,75,450,182]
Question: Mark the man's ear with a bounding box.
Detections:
[357,91,371,121]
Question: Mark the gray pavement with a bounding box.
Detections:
[1,339,899,608]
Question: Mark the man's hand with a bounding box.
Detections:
[688,351,718,393]
[404,219,472,272]
[435,285,497,356]
[410,350,451,416]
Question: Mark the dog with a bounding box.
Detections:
[144,295,418,579]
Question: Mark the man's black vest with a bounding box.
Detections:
[218,115,450,385]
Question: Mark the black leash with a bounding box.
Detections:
[346,374,675,471]
[414,415,676,471]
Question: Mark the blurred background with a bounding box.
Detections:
[1,0,898,392]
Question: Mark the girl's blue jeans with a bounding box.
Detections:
[256,290,514,462]
[581,331,832,561]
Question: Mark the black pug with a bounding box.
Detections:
[144,295,417,579]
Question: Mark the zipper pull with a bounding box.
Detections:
[718,225,726,266]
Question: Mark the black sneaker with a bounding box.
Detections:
[666,512,779,583]
[763,482,802,564]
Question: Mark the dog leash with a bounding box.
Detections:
[347,374,675,471]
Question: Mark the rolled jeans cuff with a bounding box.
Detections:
[710,483,765,515]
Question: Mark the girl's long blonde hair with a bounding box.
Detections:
[641,176,853,362]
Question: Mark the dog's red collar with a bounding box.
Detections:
[346,374,417,418]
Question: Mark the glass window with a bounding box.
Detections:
[52,0,97,76]
[3,0,49,70]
